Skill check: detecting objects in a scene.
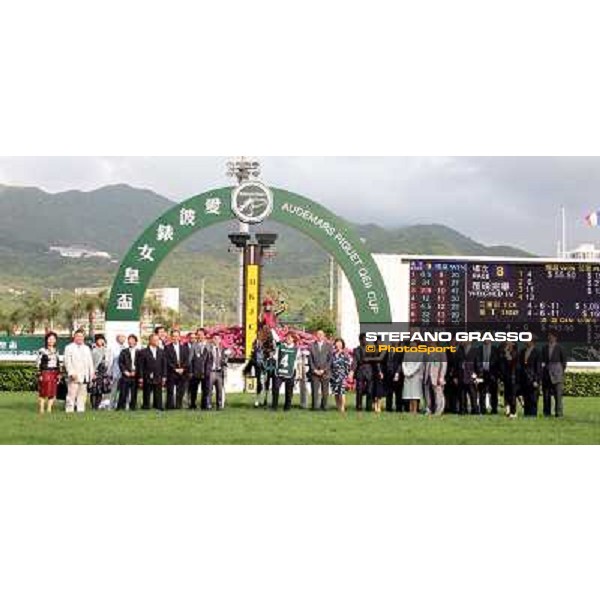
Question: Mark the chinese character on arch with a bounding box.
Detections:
[138,244,155,262]
[116,293,133,311]
[205,197,222,215]
[124,267,140,285]
[156,224,175,242]
[179,208,197,227]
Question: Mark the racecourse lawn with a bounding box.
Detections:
[0,392,599,444]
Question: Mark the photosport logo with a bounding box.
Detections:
[360,323,538,356]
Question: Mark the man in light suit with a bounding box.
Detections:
[309,330,333,411]
[64,329,95,413]
[541,331,567,418]
[206,334,228,410]
[109,334,127,409]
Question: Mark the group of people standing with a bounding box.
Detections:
[249,329,353,412]
[351,331,568,418]
[35,327,568,419]
[36,327,230,413]
[116,326,230,412]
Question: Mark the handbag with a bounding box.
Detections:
[56,376,68,401]
[101,374,113,395]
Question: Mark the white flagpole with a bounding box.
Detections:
[561,205,567,258]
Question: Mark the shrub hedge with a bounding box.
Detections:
[1,363,600,396]
[0,363,38,392]
[564,371,600,397]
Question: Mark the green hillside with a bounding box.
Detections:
[357,223,533,257]
[0,183,170,253]
[0,183,533,324]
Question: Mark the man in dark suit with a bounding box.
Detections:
[351,333,374,412]
[138,333,167,410]
[165,329,190,410]
[205,334,228,410]
[384,346,404,412]
[154,326,169,349]
[189,328,209,410]
[308,330,333,411]
[477,340,500,414]
[520,338,541,417]
[457,341,481,415]
[541,331,567,417]
[117,334,140,410]
[444,340,461,414]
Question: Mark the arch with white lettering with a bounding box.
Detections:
[105,187,391,326]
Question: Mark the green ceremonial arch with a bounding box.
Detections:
[105,187,391,333]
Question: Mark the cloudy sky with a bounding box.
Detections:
[1,156,599,255]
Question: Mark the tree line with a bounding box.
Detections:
[0,290,180,337]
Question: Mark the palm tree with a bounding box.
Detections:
[63,296,84,334]
[0,310,10,336]
[0,308,19,336]
[80,293,103,338]
[9,307,25,335]
[142,295,165,329]
[163,308,180,330]
[96,289,108,315]
[23,294,46,334]
[45,295,62,332]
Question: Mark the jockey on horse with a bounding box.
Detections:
[246,293,288,406]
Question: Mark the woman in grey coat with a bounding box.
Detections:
[90,334,112,410]
[424,346,448,415]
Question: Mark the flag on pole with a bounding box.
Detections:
[585,210,599,227]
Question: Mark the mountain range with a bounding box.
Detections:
[0,183,533,322]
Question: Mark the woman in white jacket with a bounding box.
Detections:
[402,342,425,414]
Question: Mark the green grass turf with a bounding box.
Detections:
[1,392,599,444]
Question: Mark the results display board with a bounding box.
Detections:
[409,260,466,326]
[409,260,600,360]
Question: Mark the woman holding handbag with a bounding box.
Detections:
[89,334,112,410]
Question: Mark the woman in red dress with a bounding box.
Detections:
[36,332,61,414]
